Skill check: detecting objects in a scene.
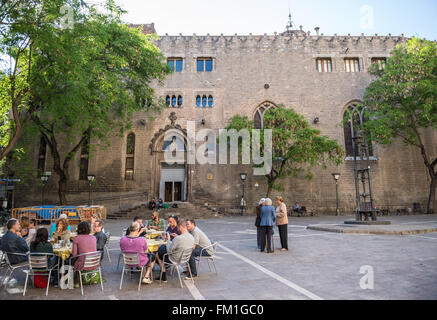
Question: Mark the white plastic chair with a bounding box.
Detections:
[71,251,103,296]
[119,252,151,291]
[2,252,28,290]
[161,247,193,288]
[23,253,58,296]
[195,242,218,275]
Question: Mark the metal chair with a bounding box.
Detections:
[71,251,103,296]
[2,252,28,290]
[103,232,111,263]
[119,252,150,291]
[116,228,128,270]
[195,242,218,275]
[161,247,193,288]
[23,253,58,296]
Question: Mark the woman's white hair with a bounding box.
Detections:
[259,198,266,205]
[264,198,273,206]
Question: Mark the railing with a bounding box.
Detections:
[11,205,107,224]
[66,192,148,207]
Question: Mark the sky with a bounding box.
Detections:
[113,0,437,40]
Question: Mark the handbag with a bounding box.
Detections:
[34,274,48,288]
[80,270,106,285]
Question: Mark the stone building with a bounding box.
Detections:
[14,22,437,215]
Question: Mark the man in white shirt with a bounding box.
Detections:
[186,219,213,279]
[150,219,194,283]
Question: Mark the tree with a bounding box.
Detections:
[27,2,170,204]
[225,106,344,197]
[0,0,87,160]
[362,38,437,214]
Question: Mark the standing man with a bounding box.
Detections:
[186,219,213,279]
[260,198,276,253]
[147,211,165,231]
[255,199,265,250]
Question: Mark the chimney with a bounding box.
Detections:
[315,27,320,36]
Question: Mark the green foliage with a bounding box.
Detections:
[225,106,344,195]
[362,37,437,213]
[363,37,437,147]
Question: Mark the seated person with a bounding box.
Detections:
[293,202,303,216]
[30,228,57,284]
[148,198,157,210]
[147,211,165,232]
[165,215,181,240]
[21,217,37,246]
[93,220,107,252]
[51,218,71,244]
[49,214,71,238]
[186,219,214,279]
[157,198,164,209]
[150,219,194,283]
[72,222,96,286]
[120,222,155,285]
[0,219,29,265]
[125,216,147,237]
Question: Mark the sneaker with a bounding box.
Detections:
[142,277,153,284]
[185,274,197,280]
[280,248,288,252]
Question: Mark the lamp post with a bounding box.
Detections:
[240,173,247,215]
[332,173,341,216]
[87,175,96,206]
[40,172,51,205]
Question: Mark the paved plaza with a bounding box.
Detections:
[1,215,436,300]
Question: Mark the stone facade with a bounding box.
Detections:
[15,27,437,215]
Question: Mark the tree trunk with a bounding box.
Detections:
[58,174,68,206]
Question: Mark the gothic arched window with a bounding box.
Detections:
[125,133,135,180]
[253,102,277,129]
[208,95,213,107]
[343,103,374,158]
[196,95,201,107]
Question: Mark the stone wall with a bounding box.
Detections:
[14,31,437,214]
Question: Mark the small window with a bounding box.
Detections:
[316,58,332,72]
[166,95,171,107]
[168,58,183,72]
[344,58,360,73]
[196,95,201,107]
[208,95,213,108]
[202,95,207,107]
[171,96,177,108]
[125,133,135,180]
[371,57,386,70]
[177,96,183,107]
[197,58,213,72]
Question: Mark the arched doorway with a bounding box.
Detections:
[149,115,193,203]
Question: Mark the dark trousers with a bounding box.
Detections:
[259,226,273,252]
[256,227,262,249]
[278,224,288,250]
[188,247,210,276]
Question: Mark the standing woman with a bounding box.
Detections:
[259,198,276,253]
[276,196,289,251]
[255,199,265,250]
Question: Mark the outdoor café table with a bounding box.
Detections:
[53,244,73,289]
[146,238,167,254]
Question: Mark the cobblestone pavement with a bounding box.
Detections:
[1,215,436,300]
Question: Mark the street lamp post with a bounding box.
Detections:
[87,175,96,206]
[240,173,247,216]
[40,171,51,205]
[332,173,341,216]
